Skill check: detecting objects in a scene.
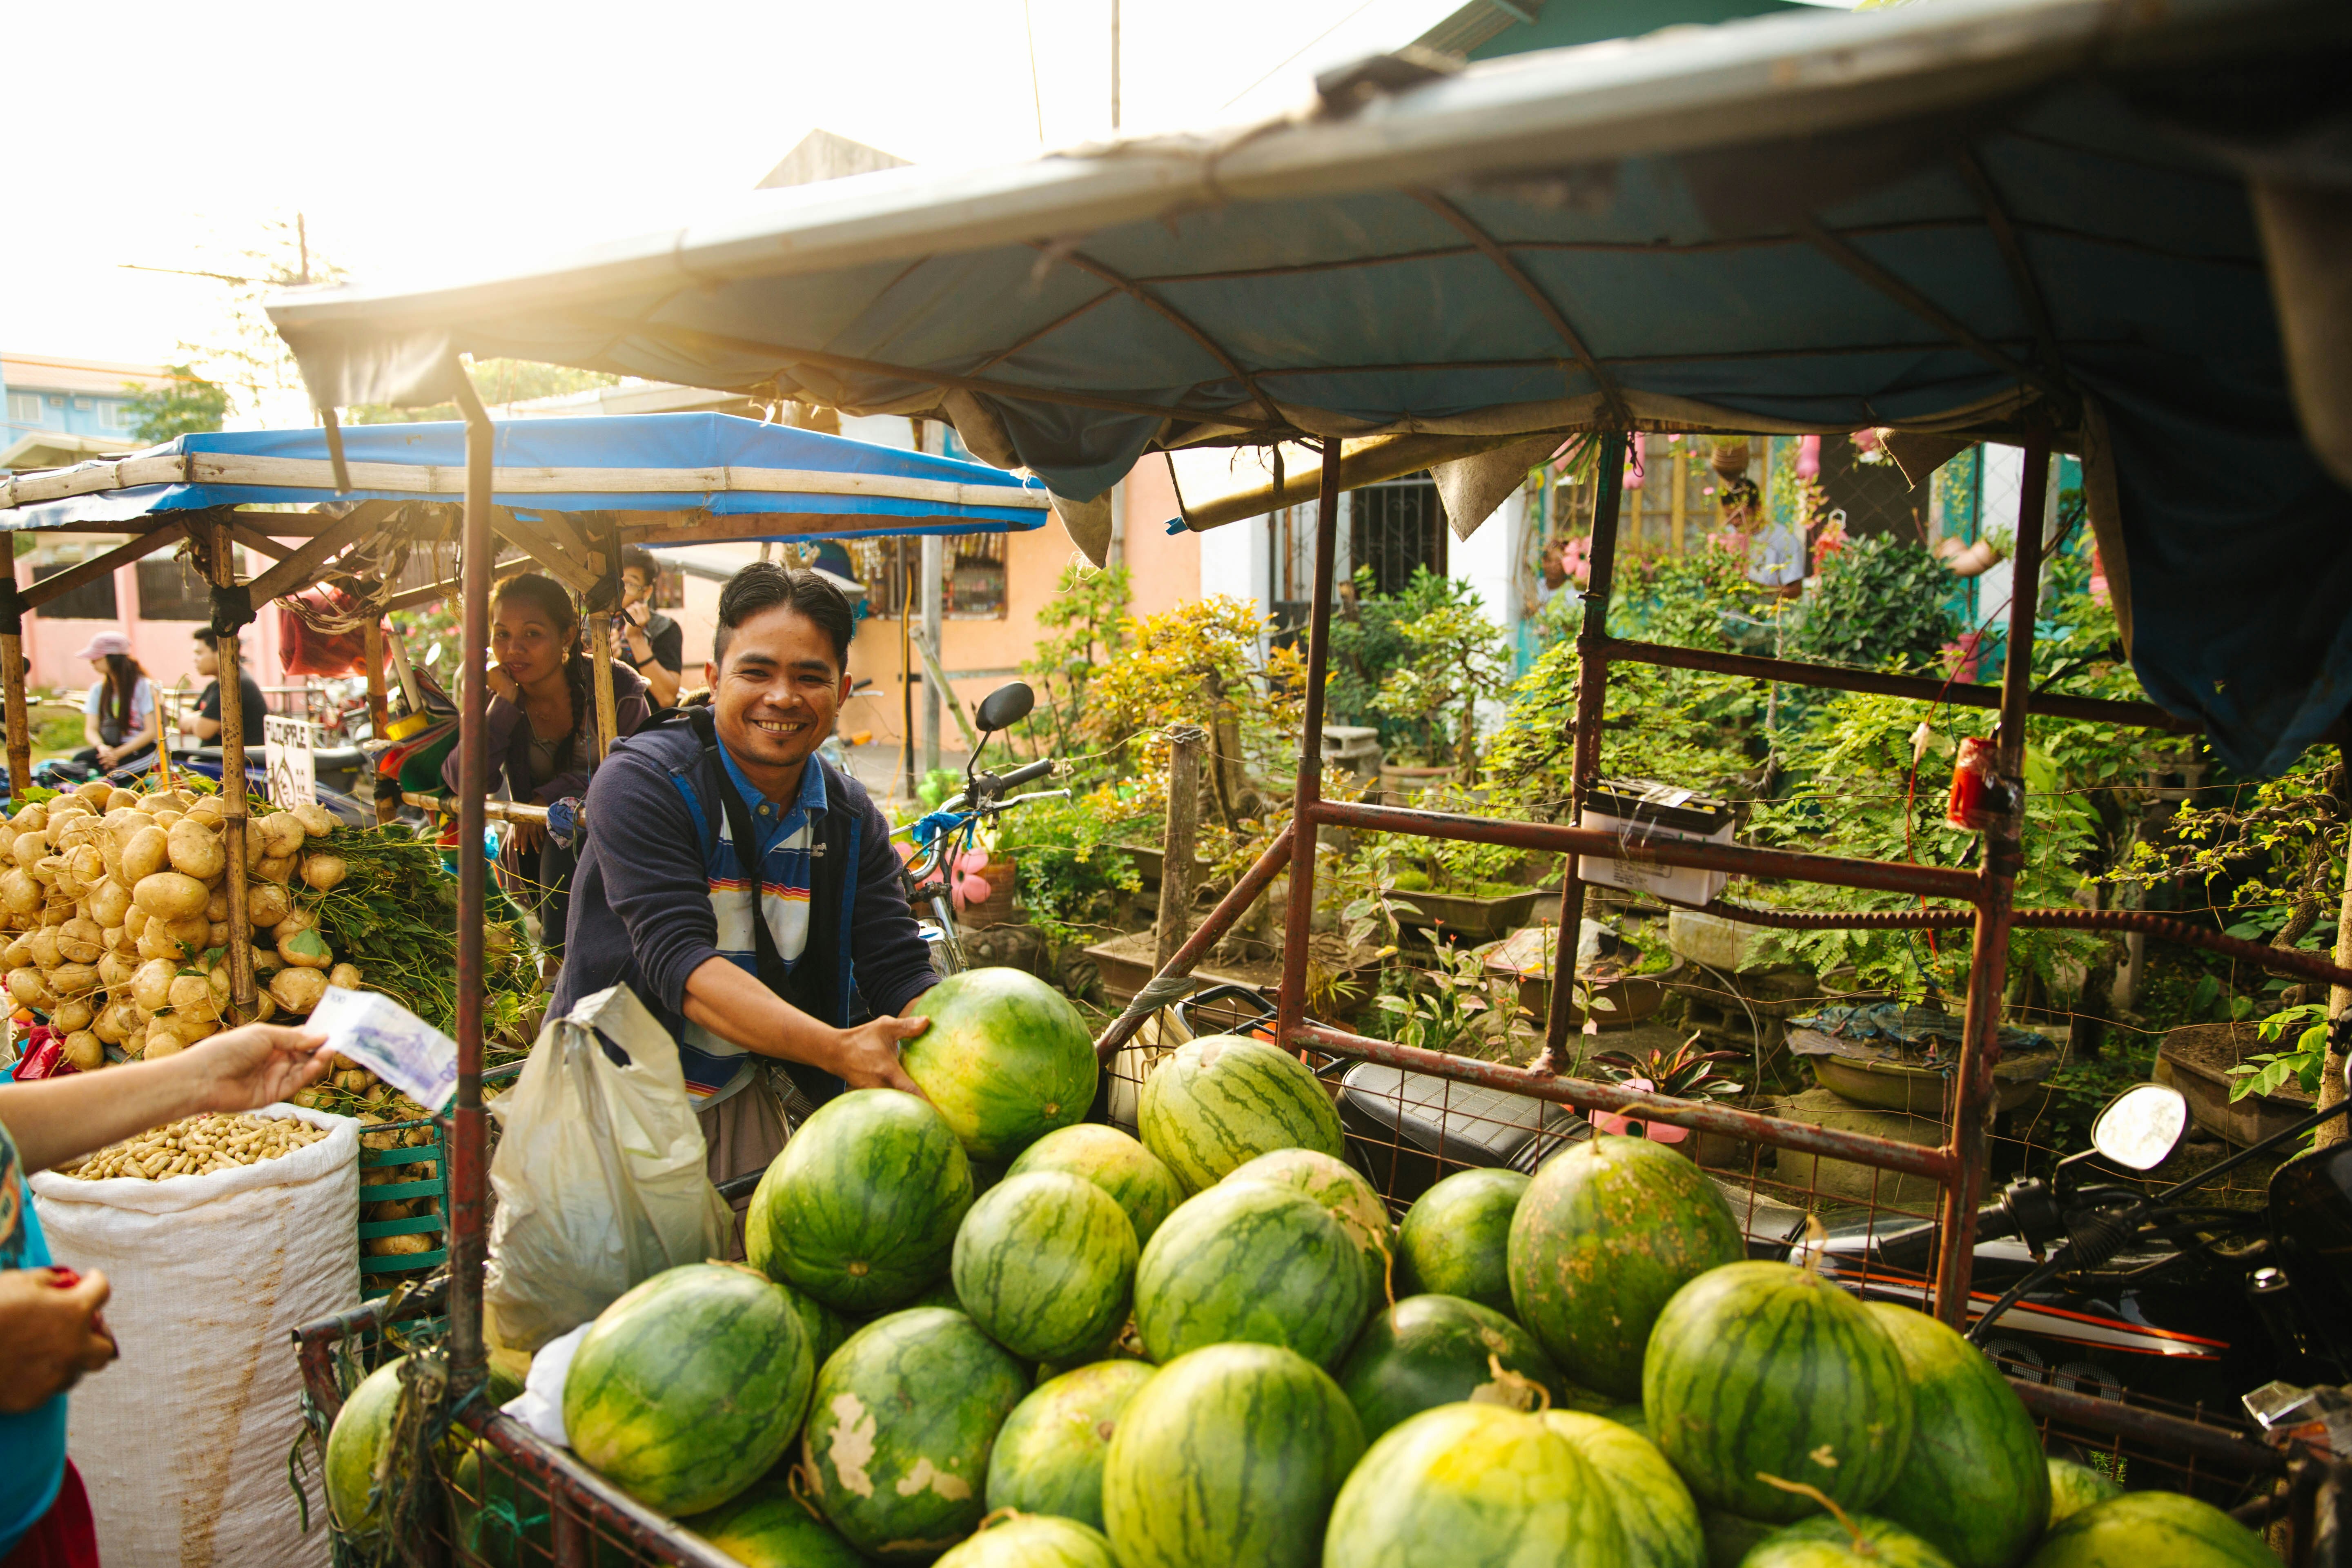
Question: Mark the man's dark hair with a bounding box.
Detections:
[621,545,660,583]
[715,563,855,669]
[191,627,242,661]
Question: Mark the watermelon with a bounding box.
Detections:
[1745,1515,1958,1567]
[902,967,1098,1161]
[1701,1507,1779,1568]
[935,1513,1118,1568]
[952,1171,1138,1362]
[1601,1403,1651,1438]
[1138,1035,1344,1192]
[2046,1459,2124,1527]
[326,1357,407,1535]
[1007,1122,1186,1245]
[1542,1410,1704,1568]
[683,1477,865,1568]
[1336,1294,1566,1441]
[1508,1135,1743,1398]
[1864,1302,2049,1568]
[801,1307,1030,1561]
[1323,1403,1627,1567]
[747,1088,974,1312]
[562,1262,815,1515]
[1101,1343,1364,1568]
[985,1359,1157,1530]
[1396,1167,1528,1316]
[1225,1147,1392,1300]
[1643,1261,1915,1524]
[450,1439,549,1568]
[2022,1491,2276,1568]
[1132,1180,1370,1367]
[784,1282,853,1370]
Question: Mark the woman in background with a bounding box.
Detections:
[71,633,158,777]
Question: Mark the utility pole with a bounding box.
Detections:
[1111,0,1122,132]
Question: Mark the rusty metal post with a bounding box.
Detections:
[0,535,29,806]
[1933,433,2050,1330]
[1539,434,1626,1069]
[207,524,257,1014]
[1155,725,1206,970]
[448,367,495,1392]
[1275,444,1342,1049]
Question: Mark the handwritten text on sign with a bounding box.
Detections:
[262,715,316,808]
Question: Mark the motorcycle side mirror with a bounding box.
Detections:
[973,682,1033,735]
[2089,1083,2189,1172]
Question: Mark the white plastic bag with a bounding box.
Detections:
[483,984,730,1352]
[29,1104,359,1568]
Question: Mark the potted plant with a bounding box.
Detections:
[1583,1038,1754,1167]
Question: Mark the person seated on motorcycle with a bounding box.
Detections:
[442,573,648,967]
[553,563,935,1217]
[187,627,265,748]
[612,546,684,711]
[70,634,158,777]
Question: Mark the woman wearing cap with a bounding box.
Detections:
[71,634,158,776]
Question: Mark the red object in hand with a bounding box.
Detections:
[45,1267,78,1289]
[1947,735,2003,833]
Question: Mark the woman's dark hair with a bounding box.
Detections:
[494,573,592,771]
[714,563,855,669]
[98,653,147,735]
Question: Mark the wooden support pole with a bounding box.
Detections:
[586,610,620,765]
[1275,445,1342,1049]
[363,602,392,822]
[0,535,29,806]
[2320,824,2352,1151]
[1155,725,1207,971]
[206,523,256,1015]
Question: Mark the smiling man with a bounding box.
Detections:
[552,563,936,1201]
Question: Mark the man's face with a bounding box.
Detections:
[621,567,653,607]
[709,605,851,775]
[194,643,218,679]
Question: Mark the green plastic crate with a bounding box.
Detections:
[359,1116,447,1291]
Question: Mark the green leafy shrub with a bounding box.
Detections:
[1791,533,1957,673]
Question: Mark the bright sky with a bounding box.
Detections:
[0,0,1496,380]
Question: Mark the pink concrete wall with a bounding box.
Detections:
[16,555,289,722]
[1122,459,1199,623]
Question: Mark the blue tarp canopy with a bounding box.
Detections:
[264,0,2352,773]
[0,412,1051,541]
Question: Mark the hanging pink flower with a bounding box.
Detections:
[2089,545,2110,607]
[1795,433,1822,481]
[1558,535,1592,586]
[1851,428,1883,456]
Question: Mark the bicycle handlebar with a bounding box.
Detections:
[995,757,1056,790]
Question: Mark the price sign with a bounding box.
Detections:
[263,715,316,808]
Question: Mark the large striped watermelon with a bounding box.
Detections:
[1508,1136,1743,1398]
[951,1171,1138,1362]
[1008,1122,1187,1245]
[682,1477,864,1568]
[935,1514,1118,1568]
[562,1263,815,1515]
[1396,1168,1528,1316]
[1864,1303,2049,1568]
[1132,1180,1370,1367]
[2045,1460,2123,1528]
[1541,1410,1704,1568]
[801,1307,1029,1561]
[1701,1507,1779,1568]
[2023,1492,2276,1568]
[325,1357,407,1536]
[1322,1403,1627,1567]
[985,1359,1157,1530]
[1643,1261,1915,1524]
[747,1088,974,1312]
[1225,1147,1391,1299]
[1745,1515,1958,1567]
[1139,1035,1344,1192]
[902,967,1098,1161]
[1102,1343,1364,1568]
[1336,1294,1566,1441]
[782,1282,853,1370]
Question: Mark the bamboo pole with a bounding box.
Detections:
[448,365,495,1395]
[1155,726,1206,970]
[1,535,29,806]
[1274,445,1342,1049]
[206,523,256,1015]
[363,603,393,822]
[586,609,620,765]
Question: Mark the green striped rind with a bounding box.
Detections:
[327,1358,406,1535]
[903,967,1098,1162]
[1642,1261,1915,1524]
[451,1440,546,1568]
[2022,1492,2278,1568]
[1746,1515,1958,1568]
[1541,1410,1704,1568]
[1138,1035,1345,1193]
[1601,1403,1651,1439]
[802,1307,1030,1561]
[1133,1180,1371,1367]
[934,1514,1118,1568]
[2045,1460,2124,1528]
[1700,1507,1778,1568]
[782,1281,852,1371]
[1396,1168,1528,1316]
[1336,1294,1566,1442]
[1864,1302,2049,1568]
[1322,1403,1628,1568]
[1102,1343,1364,1568]
[682,1477,865,1568]
[1225,1147,1392,1300]
[562,1263,815,1515]
[985,1359,1157,1530]
[1007,1123,1186,1246]
[748,1088,975,1312]
[1508,1136,1743,1399]
[952,1172,1139,1362]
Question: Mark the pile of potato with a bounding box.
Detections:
[356,1109,443,1259]
[56,1111,330,1182]
[0,777,363,1069]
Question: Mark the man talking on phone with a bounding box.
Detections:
[612,546,684,709]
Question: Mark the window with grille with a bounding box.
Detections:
[31,559,118,621]
[5,392,40,426]
[136,557,213,621]
[1351,474,1447,597]
[850,534,1009,620]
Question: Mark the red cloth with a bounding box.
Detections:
[4,1461,98,1568]
[276,587,381,677]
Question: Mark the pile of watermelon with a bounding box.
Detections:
[324,969,2281,1568]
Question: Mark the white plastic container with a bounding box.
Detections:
[1577,778,1736,909]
